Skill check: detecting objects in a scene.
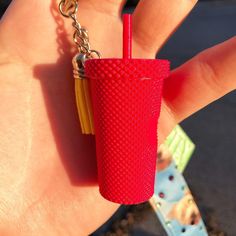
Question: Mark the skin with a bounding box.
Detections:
[0,0,236,235]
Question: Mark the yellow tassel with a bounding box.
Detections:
[82,78,95,134]
[73,54,95,135]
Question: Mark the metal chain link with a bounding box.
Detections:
[59,0,101,59]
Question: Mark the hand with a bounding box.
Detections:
[0,0,235,235]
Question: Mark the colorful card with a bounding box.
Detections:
[149,126,208,236]
[165,125,195,173]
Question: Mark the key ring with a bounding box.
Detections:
[59,0,78,18]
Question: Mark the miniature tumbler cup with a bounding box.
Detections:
[84,15,170,204]
[85,58,169,204]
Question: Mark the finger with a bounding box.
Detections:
[163,36,236,124]
[0,0,126,27]
[79,0,127,15]
[0,0,127,63]
[132,0,198,54]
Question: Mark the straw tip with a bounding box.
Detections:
[123,13,131,19]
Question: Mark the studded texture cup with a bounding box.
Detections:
[85,58,170,204]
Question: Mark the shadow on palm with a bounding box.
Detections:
[33,0,98,186]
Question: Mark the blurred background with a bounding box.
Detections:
[1,0,236,235]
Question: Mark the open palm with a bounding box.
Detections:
[0,0,236,235]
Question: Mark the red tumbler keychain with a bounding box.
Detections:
[85,15,170,204]
[59,1,170,204]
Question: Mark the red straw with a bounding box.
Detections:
[123,14,132,59]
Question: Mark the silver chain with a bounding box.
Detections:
[59,0,101,59]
